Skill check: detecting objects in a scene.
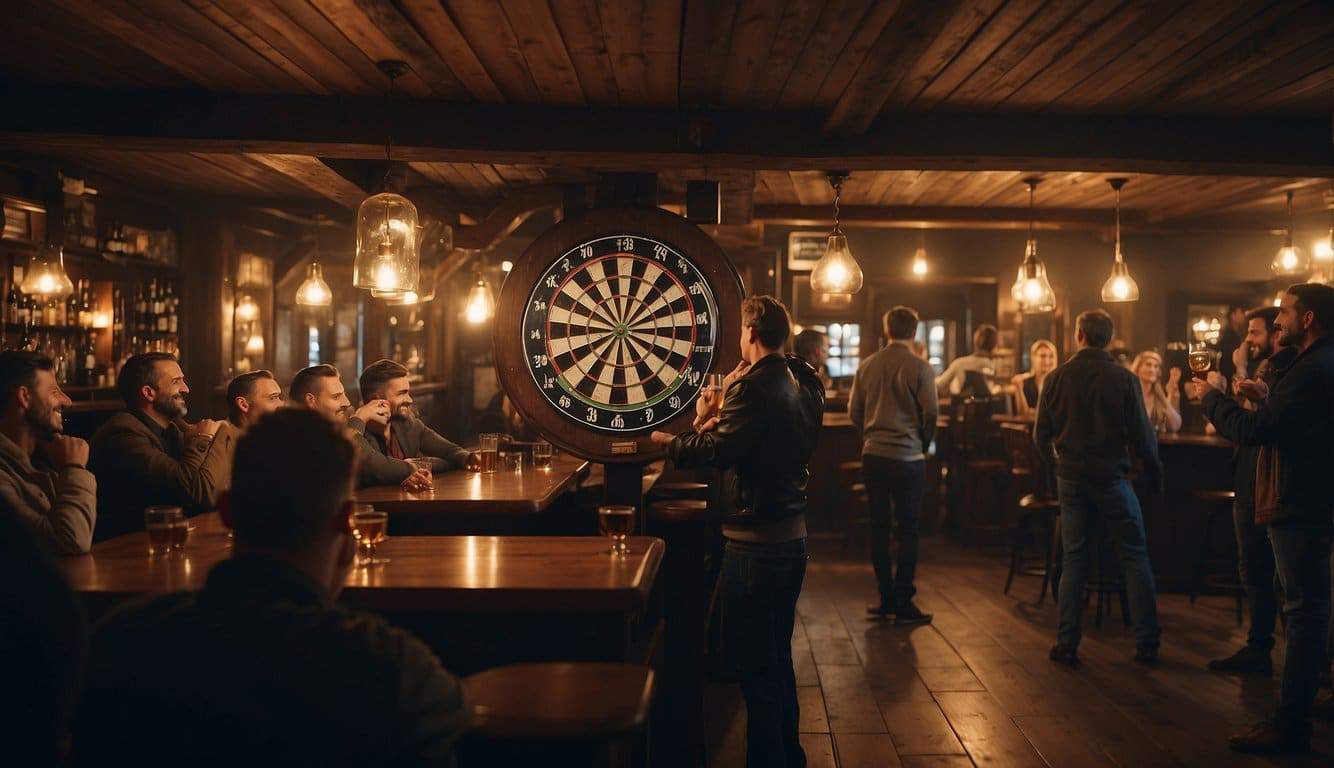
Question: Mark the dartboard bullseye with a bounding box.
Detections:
[522,235,719,433]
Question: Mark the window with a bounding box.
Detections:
[809,322,861,380]
[916,320,948,375]
[307,325,321,368]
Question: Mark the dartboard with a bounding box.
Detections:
[496,207,743,463]
[522,235,719,433]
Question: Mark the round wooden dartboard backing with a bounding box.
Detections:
[494,206,744,464]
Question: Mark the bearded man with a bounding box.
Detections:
[89,353,228,541]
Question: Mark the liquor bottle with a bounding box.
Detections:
[6,272,20,325]
[78,332,96,386]
[156,281,169,333]
[134,284,147,333]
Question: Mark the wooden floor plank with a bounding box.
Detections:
[878,694,969,757]
[801,732,838,768]
[800,684,830,733]
[899,757,976,768]
[1013,715,1118,768]
[916,665,987,693]
[933,691,1048,767]
[818,663,889,734]
[835,733,904,768]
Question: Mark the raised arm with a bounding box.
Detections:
[668,380,765,470]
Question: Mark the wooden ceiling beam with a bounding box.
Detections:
[3,85,1333,177]
[244,153,367,208]
[453,184,564,251]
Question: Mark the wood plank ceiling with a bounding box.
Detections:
[2,1,1331,223]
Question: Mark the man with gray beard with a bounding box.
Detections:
[89,353,230,541]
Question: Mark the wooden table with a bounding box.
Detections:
[60,512,664,673]
[355,454,591,535]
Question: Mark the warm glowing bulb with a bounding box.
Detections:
[1022,278,1045,303]
[373,260,400,291]
[464,279,495,324]
[37,274,57,293]
[1315,236,1333,264]
[1281,248,1297,271]
[296,263,332,307]
[911,248,928,277]
[810,233,864,295]
[92,311,111,329]
[244,333,265,355]
[501,260,514,273]
[1272,244,1310,275]
[235,295,259,322]
[1273,295,1283,307]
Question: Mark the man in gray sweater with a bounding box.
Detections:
[849,306,938,623]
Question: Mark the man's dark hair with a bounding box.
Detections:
[1287,283,1334,331]
[0,350,55,408]
[792,330,826,362]
[1076,309,1115,349]
[288,364,340,403]
[741,295,791,349]
[885,306,919,341]
[358,359,410,403]
[116,353,177,407]
[972,324,998,354]
[226,370,277,422]
[228,408,357,550]
[1244,306,1280,328]
[1227,304,1247,317]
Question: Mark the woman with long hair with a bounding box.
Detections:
[1011,339,1058,417]
[1130,349,1182,433]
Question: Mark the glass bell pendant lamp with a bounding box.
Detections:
[809,172,864,296]
[1271,190,1310,276]
[1100,178,1139,303]
[21,244,75,298]
[295,262,332,307]
[463,264,495,325]
[1016,178,1056,314]
[353,60,420,294]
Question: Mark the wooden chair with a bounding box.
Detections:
[948,397,1008,537]
[1189,489,1244,626]
[461,662,654,767]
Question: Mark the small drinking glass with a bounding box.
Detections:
[407,457,433,486]
[598,505,635,555]
[479,433,500,474]
[532,441,553,471]
[1187,341,1213,375]
[350,505,390,567]
[500,450,523,472]
[144,506,187,555]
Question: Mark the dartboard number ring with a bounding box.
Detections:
[522,234,720,434]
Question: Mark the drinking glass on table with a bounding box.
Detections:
[407,457,433,487]
[350,505,390,567]
[500,450,522,472]
[598,505,635,555]
[479,433,500,474]
[532,440,553,471]
[144,506,187,555]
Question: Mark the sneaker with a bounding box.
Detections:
[866,603,893,619]
[1049,644,1080,667]
[1207,646,1272,676]
[1134,645,1159,664]
[894,603,932,625]
[1228,720,1310,755]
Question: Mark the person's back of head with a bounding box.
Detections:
[226,408,357,555]
[884,306,919,342]
[792,329,826,364]
[972,324,998,355]
[1076,310,1114,350]
[358,358,409,403]
[116,352,177,409]
[741,295,792,352]
[288,364,340,407]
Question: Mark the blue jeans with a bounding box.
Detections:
[1056,478,1160,649]
[862,455,925,608]
[1268,517,1332,727]
[1233,502,1278,653]
[717,538,808,768]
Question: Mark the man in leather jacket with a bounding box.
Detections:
[652,295,823,768]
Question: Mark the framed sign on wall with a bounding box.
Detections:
[787,231,827,272]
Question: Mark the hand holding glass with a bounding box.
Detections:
[407,457,433,486]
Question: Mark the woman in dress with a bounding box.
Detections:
[1011,339,1057,417]
[1130,349,1182,433]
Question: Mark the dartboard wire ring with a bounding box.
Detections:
[544,252,699,411]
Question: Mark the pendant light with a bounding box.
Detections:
[1100,178,1139,303]
[235,294,260,322]
[463,262,495,325]
[20,244,75,298]
[354,60,419,295]
[295,262,332,307]
[1270,190,1310,275]
[911,229,929,278]
[1014,178,1056,313]
[809,172,864,296]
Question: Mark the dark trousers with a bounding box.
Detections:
[1233,502,1278,653]
[862,455,925,608]
[1055,477,1161,649]
[1268,517,1332,727]
[718,538,808,768]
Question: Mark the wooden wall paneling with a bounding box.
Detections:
[547,1,621,106]
[266,0,391,93]
[737,0,822,108]
[911,0,1046,108]
[1003,0,1188,109]
[498,0,585,106]
[303,0,434,98]
[444,0,542,103]
[678,0,739,107]
[812,0,907,115]
[883,0,1006,108]
[776,0,874,109]
[398,0,505,102]
[945,0,1087,109]
[142,0,308,92]
[719,0,785,105]
[210,0,368,94]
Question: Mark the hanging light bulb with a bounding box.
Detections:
[295,261,332,307]
[353,61,420,294]
[810,172,864,296]
[464,263,495,325]
[1271,190,1310,275]
[910,230,929,277]
[244,332,265,356]
[1100,178,1139,303]
[1010,263,1026,304]
[235,294,260,322]
[20,244,75,298]
[1015,178,1056,313]
[501,260,514,273]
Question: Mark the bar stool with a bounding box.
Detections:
[950,398,1008,536]
[1189,489,1243,626]
[999,423,1057,602]
[1050,517,1130,629]
[646,481,709,502]
[460,662,654,767]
